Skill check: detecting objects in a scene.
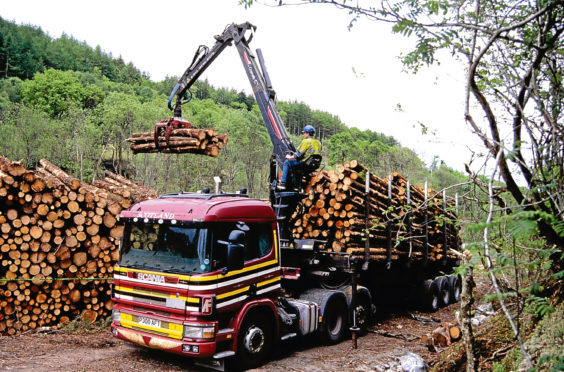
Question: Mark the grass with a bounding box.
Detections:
[60,315,111,333]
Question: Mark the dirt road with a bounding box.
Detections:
[0,304,459,371]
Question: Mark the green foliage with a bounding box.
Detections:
[0,103,55,165]
[0,15,471,204]
[0,76,23,102]
[536,355,564,372]
[453,262,473,277]
[20,69,102,117]
[326,127,400,170]
[484,291,518,303]
[525,294,554,318]
[0,17,145,83]
[491,362,506,372]
[523,302,564,371]
[60,314,111,333]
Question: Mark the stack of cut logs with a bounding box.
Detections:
[290,160,461,262]
[128,127,228,157]
[0,156,157,335]
[422,323,461,350]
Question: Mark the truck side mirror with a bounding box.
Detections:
[226,230,245,272]
[118,235,125,258]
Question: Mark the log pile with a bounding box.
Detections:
[127,126,228,157]
[0,156,157,335]
[290,160,461,262]
[422,323,461,350]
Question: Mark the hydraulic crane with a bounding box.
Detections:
[159,22,321,242]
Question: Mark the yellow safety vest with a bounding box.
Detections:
[296,138,322,161]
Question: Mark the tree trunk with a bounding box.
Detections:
[457,250,476,372]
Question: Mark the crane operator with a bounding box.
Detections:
[277,125,322,190]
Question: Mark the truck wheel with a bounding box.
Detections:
[353,294,373,330]
[236,313,272,370]
[437,276,451,307]
[449,275,462,303]
[321,298,348,344]
[421,279,440,312]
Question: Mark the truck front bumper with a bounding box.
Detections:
[111,323,217,358]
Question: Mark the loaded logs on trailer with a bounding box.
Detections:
[290,160,461,263]
[127,127,228,157]
[0,156,157,335]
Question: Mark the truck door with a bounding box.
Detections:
[210,222,280,312]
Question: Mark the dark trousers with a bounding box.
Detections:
[281,159,301,183]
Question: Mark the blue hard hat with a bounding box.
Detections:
[303,125,315,134]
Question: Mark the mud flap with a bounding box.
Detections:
[195,357,228,372]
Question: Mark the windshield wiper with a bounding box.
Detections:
[125,262,150,270]
[162,266,205,274]
[161,267,185,274]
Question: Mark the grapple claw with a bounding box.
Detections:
[154,117,191,151]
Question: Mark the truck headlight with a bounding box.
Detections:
[183,324,215,339]
[112,309,121,324]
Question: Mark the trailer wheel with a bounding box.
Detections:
[449,275,462,303]
[421,279,440,312]
[236,313,272,370]
[437,276,451,307]
[321,298,348,344]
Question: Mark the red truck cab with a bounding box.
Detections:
[111,192,283,369]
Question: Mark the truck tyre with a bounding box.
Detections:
[236,313,272,370]
[321,298,348,344]
[353,293,373,330]
[421,279,440,312]
[437,276,451,307]
[449,275,462,303]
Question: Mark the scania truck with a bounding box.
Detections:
[110,23,461,370]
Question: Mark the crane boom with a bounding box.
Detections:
[168,22,296,166]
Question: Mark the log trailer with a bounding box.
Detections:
[110,23,461,370]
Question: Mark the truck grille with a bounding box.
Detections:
[133,306,170,317]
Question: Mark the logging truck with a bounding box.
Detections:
[110,23,462,370]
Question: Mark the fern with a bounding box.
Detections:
[524,295,554,318]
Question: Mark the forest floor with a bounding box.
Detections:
[0,299,471,372]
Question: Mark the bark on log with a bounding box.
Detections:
[290,160,461,264]
[128,125,228,157]
[0,156,159,335]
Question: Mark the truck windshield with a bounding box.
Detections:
[119,220,211,274]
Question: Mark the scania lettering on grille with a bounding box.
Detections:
[136,272,165,283]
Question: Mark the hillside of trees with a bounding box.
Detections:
[0,17,467,201]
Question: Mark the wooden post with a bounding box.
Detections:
[443,189,448,264]
[363,170,370,267]
[406,180,412,258]
[386,175,392,268]
[349,264,359,349]
[424,181,429,264]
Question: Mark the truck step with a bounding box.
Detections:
[280,332,297,341]
[213,351,236,359]
[272,204,288,208]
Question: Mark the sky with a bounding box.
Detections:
[1,0,482,173]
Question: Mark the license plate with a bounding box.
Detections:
[138,316,161,328]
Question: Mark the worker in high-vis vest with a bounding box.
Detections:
[278,125,322,190]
